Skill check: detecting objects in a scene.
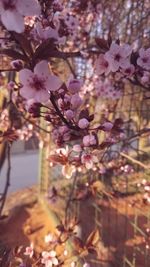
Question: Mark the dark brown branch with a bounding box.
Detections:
[0,144,11,217]
[50,92,79,131]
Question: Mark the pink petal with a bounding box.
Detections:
[34,90,50,103]
[1,10,24,33]
[19,69,34,86]
[49,251,56,257]
[17,0,41,16]
[52,257,59,265]
[46,75,62,91]
[20,86,35,99]
[34,61,50,78]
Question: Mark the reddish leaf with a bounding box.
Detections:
[95,38,109,50]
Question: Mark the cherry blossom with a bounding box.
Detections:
[45,233,54,244]
[121,63,135,77]
[41,250,58,267]
[81,152,98,169]
[105,43,132,72]
[95,54,111,75]
[32,22,66,44]
[19,61,62,102]
[137,48,150,70]
[0,0,41,33]
[24,243,34,258]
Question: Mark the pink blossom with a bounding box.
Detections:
[41,250,59,267]
[121,63,135,77]
[83,134,96,146]
[24,243,34,258]
[0,0,41,33]
[78,118,89,129]
[95,54,111,75]
[19,61,62,103]
[81,152,98,169]
[32,22,65,44]
[45,233,54,244]
[71,94,83,109]
[141,71,150,84]
[105,43,132,72]
[137,48,150,70]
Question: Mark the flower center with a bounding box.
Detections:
[142,57,148,63]
[30,75,45,91]
[3,0,16,10]
[114,53,121,61]
[84,154,92,161]
[103,61,109,68]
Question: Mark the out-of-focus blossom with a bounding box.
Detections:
[81,152,98,169]
[45,233,54,244]
[0,0,41,33]
[83,263,90,267]
[62,163,76,179]
[24,243,34,258]
[41,250,58,267]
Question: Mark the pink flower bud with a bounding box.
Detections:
[68,79,82,94]
[73,144,82,152]
[11,59,24,71]
[102,122,113,131]
[59,126,69,134]
[65,109,74,120]
[71,94,83,109]
[78,118,89,129]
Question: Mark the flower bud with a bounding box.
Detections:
[11,60,24,71]
[78,118,89,129]
[68,79,82,94]
[71,94,82,109]
[65,109,74,120]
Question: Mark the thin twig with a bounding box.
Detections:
[120,152,150,169]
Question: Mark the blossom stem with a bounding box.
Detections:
[50,92,79,131]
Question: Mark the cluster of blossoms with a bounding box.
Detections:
[0,0,150,266]
[22,233,91,267]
